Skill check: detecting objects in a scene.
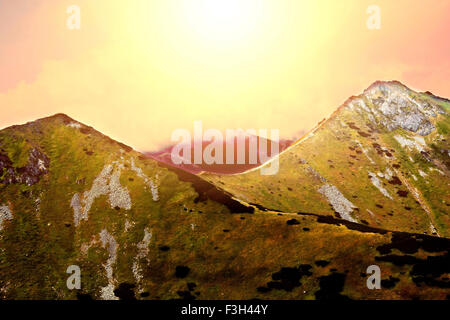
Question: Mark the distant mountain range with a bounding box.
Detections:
[145,137,293,174]
[0,81,449,300]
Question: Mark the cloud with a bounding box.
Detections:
[0,0,448,151]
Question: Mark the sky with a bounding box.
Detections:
[0,0,449,151]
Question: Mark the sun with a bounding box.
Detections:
[184,0,264,46]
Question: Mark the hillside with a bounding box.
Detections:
[0,114,251,299]
[0,112,448,300]
[203,81,450,237]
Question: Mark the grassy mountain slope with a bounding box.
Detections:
[203,81,450,238]
[0,112,449,300]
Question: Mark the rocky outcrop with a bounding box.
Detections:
[132,228,152,289]
[0,152,14,184]
[129,158,159,201]
[99,229,119,300]
[346,81,445,136]
[0,148,49,186]
[71,162,132,226]
[368,171,393,200]
[318,184,357,222]
[394,135,426,152]
[0,205,13,231]
[108,166,132,210]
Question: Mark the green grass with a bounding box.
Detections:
[204,93,450,237]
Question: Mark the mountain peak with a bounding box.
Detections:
[36,113,80,126]
[205,80,449,238]
[343,80,446,136]
[5,113,81,131]
[1,113,137,155]
[47,112,73,120]
[364,80,408,92]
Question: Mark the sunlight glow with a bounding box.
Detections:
[184,0,264,45]
[5,0,446,153]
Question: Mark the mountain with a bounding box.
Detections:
[0,114,253,299]
[0,98,449,300]
[203,81,450,237]
[145,137,293,175]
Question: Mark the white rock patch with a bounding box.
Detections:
[429,167,445,176]
[368,172,393,200]
[124,219,133,232]
[384,168,393,180]
[394,135,426,153]
[419,170,428,178]
[129,158,159,201]
[71,163,132,226]
[108,167,132,210]
[67,122,82,129]
[318,184,357,222]
[132,228,152,286]
[0,205,13,231]
[99,229,119,300]
[355,139,374,164]
[35,195,41,213]
[414,136,426,146]
[306,163,326,183]
[37,159,47,171]
[71,193,84,227]
[376,167,393,180]
[82,164,113,220]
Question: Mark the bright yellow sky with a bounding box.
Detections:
[0,0,449,150]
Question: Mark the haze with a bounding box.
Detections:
[0,0,449,150]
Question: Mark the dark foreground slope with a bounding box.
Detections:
[0,114,448,300]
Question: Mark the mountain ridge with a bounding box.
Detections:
[232,80,446,176]
[203,81,450,237]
